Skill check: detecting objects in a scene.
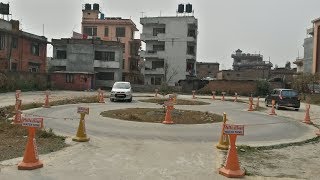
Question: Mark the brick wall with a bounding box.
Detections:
[50,73,94,91]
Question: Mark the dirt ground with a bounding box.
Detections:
[100,108,223,124]
[139,98,210,105]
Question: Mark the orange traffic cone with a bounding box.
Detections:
[15,90,21,99]
[234,93,238,102]
[43,91,50,108]
[162,101,174,124]
[216,113,230,150]
[192,90,196,99]
[247,97,254,111]
[255,96,260,109]
[269,100,277,115]
[99,91,105,103]
[155,89,159,98]
[18,127,43,170]
[212,91,216,100]
[219,134,245,178]
[12,99,22,124]
[302,104,312,124]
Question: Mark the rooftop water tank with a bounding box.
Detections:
[84,3,91,10]
[178,4,184,13]
[93,3,99,11]
[186,3,192,13]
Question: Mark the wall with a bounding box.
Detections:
[196,63,219,79]
[50,73,93,91]
[217,69,270,80]
[313,20,320,73]
[304,37,313,73]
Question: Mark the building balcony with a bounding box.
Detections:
[93,60,120,69]
[49,59,67,67]
[140,50,166,58]
[144,68,164,75]
[140,33,165,41]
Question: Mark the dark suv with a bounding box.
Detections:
[265,89,300,111]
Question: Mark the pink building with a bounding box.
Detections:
[81,3,141,83]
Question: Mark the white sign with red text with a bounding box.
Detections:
[224,124,244,136]
[22,117,43,128]
[77,107,89,114]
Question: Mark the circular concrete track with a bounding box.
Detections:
[25,97,315,146]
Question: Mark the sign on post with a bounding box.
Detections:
[77,107,89,114]
[224,124,244,136]
[22,117,44,128]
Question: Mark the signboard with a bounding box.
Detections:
[0,3,9,15]
[77,107,89,114]
[22,117,43,128]
[224,124,244,136]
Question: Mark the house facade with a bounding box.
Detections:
[0,19,47,73]
[81,3,141,83]
[49,38,123,90]
[140,16,198,86]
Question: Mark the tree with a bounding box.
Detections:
[163,62,179,84]
[285,61,291,69]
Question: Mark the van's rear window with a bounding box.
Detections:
[281,90,298,97]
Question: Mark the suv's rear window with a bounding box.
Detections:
[281,90,298,97]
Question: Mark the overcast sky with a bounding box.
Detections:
[5,0,320,69]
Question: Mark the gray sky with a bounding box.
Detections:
[5,0,320,69]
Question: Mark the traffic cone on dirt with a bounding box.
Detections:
[247,97,254,111]
[162,101,174,124]
[155,89,159,98]
[18,127,43,170]
[43,90,50,108]
[216,113,230,150]
[219,134,245,178]
[12,99,22,124]
[99,90,105,103]
[234,93,238,102]
[269,99,277,115]
[212,91,216,100]
[15,90,21,99]
[221,92,225,101]
[192,90,196,99]
[302,104,312,124]
[255,96,260,109]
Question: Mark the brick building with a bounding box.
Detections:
[196,62,219,79]
[0,19,47,72]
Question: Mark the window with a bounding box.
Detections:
[28,62,40,72]
[153,28,165,36]
[122,59,125,69]
[94,51,115,61]
[187,45,195,55]
[66,74,74,83]
[12,37,18,48]
[187,29,196,38]
[83,26,97,36]
[153,44,165,51]
[152,61,164,69]
[96,72,114,80]
[116,27,125,37]
[104,27,109,37]
[57,50,67,59]
[31,43,40,56]
[0,33,5,50]
[123,44,125,53]
[151,76,162,85]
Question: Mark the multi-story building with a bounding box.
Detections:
[232,49,272,71]
[81,3,141,83]
[0,19,47,73]
[312,17,320,74]
[196,62,219,79]
[302,27,314,73]
[140,16,198,86]
[49,38,123,90]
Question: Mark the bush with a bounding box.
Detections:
[256,80,270,96]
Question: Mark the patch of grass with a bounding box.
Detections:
[0,121,66,161]
[301,94,320,105]
[100,108,223,124]
[139,98,210,105]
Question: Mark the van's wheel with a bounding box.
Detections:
[128,97,132,102]
[294,108,299,111]
[110,99,114,102]
[265,99,269,107]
